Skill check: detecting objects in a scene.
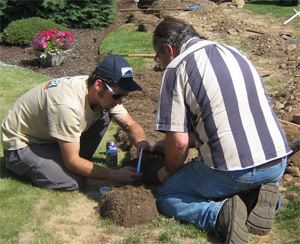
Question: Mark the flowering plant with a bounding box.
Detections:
[31,29,74,58]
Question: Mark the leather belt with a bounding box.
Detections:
[257,158,282,169]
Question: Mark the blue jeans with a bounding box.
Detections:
[156,157,287,233]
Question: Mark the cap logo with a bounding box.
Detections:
[121,67,133,78]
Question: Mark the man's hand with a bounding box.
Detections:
[152,140,165,155]
[136,140,151,156]
[109,166,143,184]
[157,166,170,184]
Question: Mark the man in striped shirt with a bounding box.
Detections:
[152,18,291,243]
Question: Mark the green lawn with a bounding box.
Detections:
[99,24,154,71]
[244,0,300,38]
[245,0,299,18]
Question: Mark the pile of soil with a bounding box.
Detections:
[98,185,158,227]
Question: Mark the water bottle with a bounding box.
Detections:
[106,141,118,167]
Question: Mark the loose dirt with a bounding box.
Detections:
[99,185,158,227]
[1,0,299,242]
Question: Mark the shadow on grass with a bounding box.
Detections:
[0,155,106,207]
[0,145,135,204]
[83,154,141,202]
[84,148,137,202]
[20,58,42,68]
[83,156,111,202]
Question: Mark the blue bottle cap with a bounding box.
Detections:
[99,186,111,195]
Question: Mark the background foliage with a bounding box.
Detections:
[0,0,117,31]
[42,0,117,29]
[0,0,43,31]
[0,17,66,46]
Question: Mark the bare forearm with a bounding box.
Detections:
[65,156,142,184]
[63,155,112,180]
[116,114,149,149]
[58,140,142,184]
[127,122,147,148]
[164,132,189,175]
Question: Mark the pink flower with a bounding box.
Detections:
[59,31,66,37]
[50,29,58,34]
[41,40,47,49]
[31,29,75,56]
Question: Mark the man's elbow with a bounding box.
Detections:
[166,132,189,150]
[174,141,189,153]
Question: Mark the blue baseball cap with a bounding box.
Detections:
[95,55,142,91]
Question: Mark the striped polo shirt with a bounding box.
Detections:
[154,37,291,170]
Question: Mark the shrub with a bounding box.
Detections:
[0,0,118,31]
[0,0,44,31]
[42,0,118,29]
[0,17,66,46]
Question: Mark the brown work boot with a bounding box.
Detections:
[246,182,279,235]
[216,195,248,244]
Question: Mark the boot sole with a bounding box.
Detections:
[246,182,279,235]
[227,195,248,244]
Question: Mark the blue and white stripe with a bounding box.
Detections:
[154,38,291,170]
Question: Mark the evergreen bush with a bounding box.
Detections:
[0,17,66,46]
[0,0,117,31]
[42,0,117,29]
[0,0,44,31]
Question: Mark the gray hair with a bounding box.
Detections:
[153,17,200,50]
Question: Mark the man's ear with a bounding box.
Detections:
[162,43,180,59]
[162,43,172,57]
[95,79,103,92]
